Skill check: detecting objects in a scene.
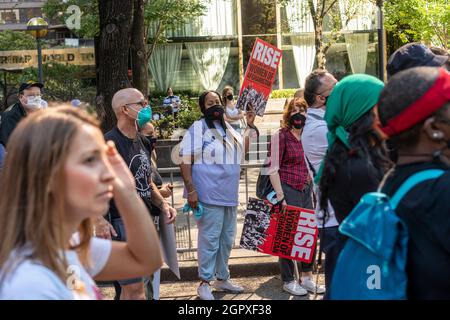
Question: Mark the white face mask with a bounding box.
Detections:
[25,95,43,110]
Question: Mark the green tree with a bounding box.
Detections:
[20,63,85,101]
[43,0,207,48]
[279,0,370,69]
[43,0,99,38]
[384,0,450,50]
[241,0,282,68]
[43,0,208,129]
[145,0,207,59]
[0,31,37,51]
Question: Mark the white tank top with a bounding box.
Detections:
[226,105,241,126]
[226,105,239,117]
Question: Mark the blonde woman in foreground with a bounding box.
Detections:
[0,107,162,300]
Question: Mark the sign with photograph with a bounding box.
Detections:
[240,197,318,263]
[236,38,282,117]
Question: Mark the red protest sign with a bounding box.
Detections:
[240,198,318,263]
[236,38,282,117]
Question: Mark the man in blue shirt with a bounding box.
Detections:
[162,87,181,118]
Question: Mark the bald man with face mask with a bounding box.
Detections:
[94,88,177,300]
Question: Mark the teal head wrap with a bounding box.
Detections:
[314,74,384,183]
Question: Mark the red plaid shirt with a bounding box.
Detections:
[268,128,310,191]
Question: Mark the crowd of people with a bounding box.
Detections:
[0,42,448,300]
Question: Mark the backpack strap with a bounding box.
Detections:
[305,155,316,178]
[390,169,445,209]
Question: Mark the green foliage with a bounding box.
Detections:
[0,31,37,51]
[153,115,175,139]
[19,63,95,102]
[175,100,202,129]
[240,0,281,68]
[385,0,450,49]
[151,94,201,138]
[43,0,208,46]
[270,89,297,99]
[43,0,100,38]
[278,0,370,69]
[146,0,208,41]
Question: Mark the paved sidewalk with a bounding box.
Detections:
[100,273,326,300]
[158,274,325,300]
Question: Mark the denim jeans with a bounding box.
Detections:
[111,217,144,286]
[322,232,347,300]
[196,203,237,282]
[318,226,339,299]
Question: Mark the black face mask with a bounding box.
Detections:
[227,95,233,101]
[290,113,306,129]
[204,105,224,121]
[143,135,157,152]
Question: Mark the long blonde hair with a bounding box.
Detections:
[222,85,234,106]
[0,107,100,283]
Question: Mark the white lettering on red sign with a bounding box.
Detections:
[291,211,317,261]
[252,41,281,69]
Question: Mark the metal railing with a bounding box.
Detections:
[158,162,264,261]
[158,161,264,207]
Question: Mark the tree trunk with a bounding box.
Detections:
[131,0,148,97]
[309,0,327,70]
[314,20,327,70]
[147,21,162,61]
[96,0,133,132]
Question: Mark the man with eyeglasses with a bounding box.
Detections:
[97,88,177,300]
[302,69,338,298]
[0,81,45,147]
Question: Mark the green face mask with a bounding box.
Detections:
[136,105,152,128]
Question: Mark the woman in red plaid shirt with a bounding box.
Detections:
[268,98,324,296]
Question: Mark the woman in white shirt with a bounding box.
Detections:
[222,86,244,134]
[0,107,162,300]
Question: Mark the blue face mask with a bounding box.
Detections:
[136,105,152,128]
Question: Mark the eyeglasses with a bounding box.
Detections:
[125,100,147,108]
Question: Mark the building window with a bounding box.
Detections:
[19,8,42,24]
[0,9,19,24]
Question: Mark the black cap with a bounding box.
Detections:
[387,43,448,78]
[19,81,44,93]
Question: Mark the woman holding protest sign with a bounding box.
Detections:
[178,90,257,300]
[267,98,323,296]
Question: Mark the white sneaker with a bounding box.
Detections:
[301,277,326,294]
[282,280,308,296]
[197,282,215,300]
[213,279,244,293]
